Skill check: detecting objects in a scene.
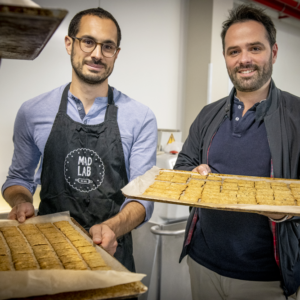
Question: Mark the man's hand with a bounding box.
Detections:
[8,202,35,223]
[89,224,118,256]
[192,164,212,175]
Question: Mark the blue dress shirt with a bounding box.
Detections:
[2,83,157,223]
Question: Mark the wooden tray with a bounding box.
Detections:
[122,169,300,217]
[0,5,67,60]
[7,218,147,300]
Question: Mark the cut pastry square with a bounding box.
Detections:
[150,181,171,188]
[257,200,274,205]
[0,256,10,265]
[191,173,207,179]
[82,252,104,261]
[289,183,300,189]
[55,248,78,257]
[223,178,238,183]
[72,240,92,248]
[180,195,199,203]
[237,180,255,187]
[2,230,22,238]
[51,242,73,251]
[35,223,54,230]
[271,182,288,187]
[86,258,107,268]
[40,263,63,270]
[171,177,189,183]
[205,181,222,186]
[221,190,237,197]
[14,260,38,270]
[50,236,71,244]
[256,189,273,196]
[0,262,11,271]
[34,250,57,260]
[207,177,222,181]
[64,261,88,270]
[166,193,181,200]
[272,186,290,191]
[59,254,83,264]
[37,257,61,264]
[10,246,32,255]
[273,200,295,206]
[255,182,271,189]
[76,246,97,255]
[188,180,205,187]
[5,236,28,246]
[11,253,36,262]
[168,183,187,191]
[0,226,19,233]
[155,173,174,181]
[0,248,7,256]
[237,197,257,204]
[54,221,73,229]
[43,232,64,240]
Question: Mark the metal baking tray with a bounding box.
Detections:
[122,168,300,217]
[0,5,67,60]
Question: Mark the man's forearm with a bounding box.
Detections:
[102,201,146,238]
[3,185,33,208]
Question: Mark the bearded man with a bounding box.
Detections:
[2,7,157,273]
[175,5,300,300]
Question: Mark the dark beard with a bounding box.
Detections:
[71,49,113,85]
[228,54,273,92]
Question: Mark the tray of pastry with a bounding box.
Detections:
[122,167,300,217]
[0,214,146,300]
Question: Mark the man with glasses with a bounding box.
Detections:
[2,7,157,272]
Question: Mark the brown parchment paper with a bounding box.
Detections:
[122,167,300,217]
[0,212,146,300]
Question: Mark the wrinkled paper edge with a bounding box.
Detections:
[121,166,161,196]
[0,212,146,299]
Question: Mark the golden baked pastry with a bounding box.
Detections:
[0,222,110,271]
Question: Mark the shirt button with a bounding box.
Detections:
[77,106,82,111]
[235,117,239,121]
[238,105,242,109]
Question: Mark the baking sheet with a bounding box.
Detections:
[0,212,147,300]
[122,167,300,217]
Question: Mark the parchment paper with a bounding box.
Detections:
[0,212,146,300]
[121,166,161,196]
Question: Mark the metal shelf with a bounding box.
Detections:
[0,5,67,60]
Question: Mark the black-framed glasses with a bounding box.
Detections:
[72,36,119,58]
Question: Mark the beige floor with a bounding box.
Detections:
[0,186,41,213]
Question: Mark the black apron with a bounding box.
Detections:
[38,83,135,272]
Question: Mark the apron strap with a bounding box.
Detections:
[104,85,118,122]
[59,83,71,114]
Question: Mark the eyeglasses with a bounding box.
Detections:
[72,36,119,58]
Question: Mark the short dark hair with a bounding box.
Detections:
[68,7,122,47]
[221,4,276,51]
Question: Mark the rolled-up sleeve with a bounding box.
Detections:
[120,108,157,225]
[1,103,41,196]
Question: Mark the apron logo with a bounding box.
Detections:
[64,148,105,193]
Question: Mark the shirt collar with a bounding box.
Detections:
[228,80,274,122]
